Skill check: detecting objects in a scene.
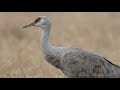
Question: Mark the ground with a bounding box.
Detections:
[0,12,120,78]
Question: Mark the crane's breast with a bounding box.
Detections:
[44,54,62,69]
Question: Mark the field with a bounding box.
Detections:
[0,12,120,78]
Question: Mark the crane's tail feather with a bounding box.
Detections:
[103,57,120,68]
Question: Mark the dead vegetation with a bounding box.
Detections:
[0,12,120,78]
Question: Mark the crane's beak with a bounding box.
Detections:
[23,22,35,28]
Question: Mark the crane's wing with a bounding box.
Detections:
[61,49,120,78]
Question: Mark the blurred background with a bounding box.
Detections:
[0,12,120,78]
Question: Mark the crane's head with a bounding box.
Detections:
[23,16,51,29]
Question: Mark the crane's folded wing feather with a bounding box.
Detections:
[61,49,120,78]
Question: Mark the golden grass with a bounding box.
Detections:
[0,12,120,78]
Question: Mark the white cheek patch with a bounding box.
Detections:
[40,19,45,25]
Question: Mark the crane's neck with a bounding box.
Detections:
[40,25,64,69]
[40,25,52,55]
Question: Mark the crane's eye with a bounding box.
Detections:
[34,17,41,23]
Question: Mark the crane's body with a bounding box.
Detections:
[23,16,120,78]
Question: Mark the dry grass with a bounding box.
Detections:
[0,12,120,78]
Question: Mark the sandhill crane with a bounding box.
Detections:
[23,16,120,78]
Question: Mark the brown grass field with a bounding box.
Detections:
[1,12,120,78]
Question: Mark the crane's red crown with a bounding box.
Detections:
[34,17,41,23]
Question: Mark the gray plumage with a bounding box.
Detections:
[23,16,120,78]
[44,47,120,78]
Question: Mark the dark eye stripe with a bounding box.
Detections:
[34,17,41,23]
